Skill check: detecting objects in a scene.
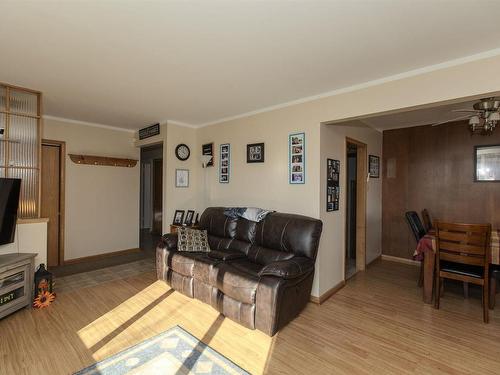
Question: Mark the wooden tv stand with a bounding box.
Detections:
[0,253,36,319]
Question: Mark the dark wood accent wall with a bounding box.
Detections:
[382,121,500,259]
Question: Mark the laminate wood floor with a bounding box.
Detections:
[1,260,499,375]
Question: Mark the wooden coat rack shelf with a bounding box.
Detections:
[69,154,137,168]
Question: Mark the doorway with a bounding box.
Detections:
[345,137,367,279]
[41,140,65,267]
[140,144,163,252]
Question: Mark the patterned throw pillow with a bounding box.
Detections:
[177,228,210,252]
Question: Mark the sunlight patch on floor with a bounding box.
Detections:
[77,281,172,353]
[75,278,275,374]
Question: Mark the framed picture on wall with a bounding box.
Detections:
[474,144,500,182]
[202,143,214,167]
[247,143,264,163]
[326,158,340,211]
[219,143,230,183]
[289,132,305,184]
[175,169,189,187]
[368,155,380,178]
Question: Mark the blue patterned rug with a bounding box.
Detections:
[74,325,249,375]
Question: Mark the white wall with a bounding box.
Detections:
[0,221,47,267]
[165,124,200,228]
[319,122,382,294]
[43,118,140,261]
[184,54,500,297]
[197,110,320,218]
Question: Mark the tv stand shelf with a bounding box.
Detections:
[0,253,36,319]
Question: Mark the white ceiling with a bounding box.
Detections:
[2,1,500,130]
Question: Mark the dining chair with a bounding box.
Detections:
[421,209,433,232]
[434,221,491,323]
[405,211,427,286]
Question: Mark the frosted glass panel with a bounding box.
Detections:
[0,87,5,110]
[0,113,5,166]
[0,167,5,178]
[7,168,38,218]
[8,114,38,167]
[9,89,37,115]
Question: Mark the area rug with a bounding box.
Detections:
[74,325,249,375]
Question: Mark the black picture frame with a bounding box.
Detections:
[184,210,195,226]
[368,155,380,178]
[247,143,265,163]
[326,158,340,212]
[173,210,185,225]
[474,144,500,182]
[202,143,214,167]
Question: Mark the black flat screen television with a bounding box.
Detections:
[0,178,21,245]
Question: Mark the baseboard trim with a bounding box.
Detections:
[310,280,346,305]
[381,254,420,266]
[63,248,142,265]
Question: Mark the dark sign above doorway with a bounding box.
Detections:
[139,123,160,140]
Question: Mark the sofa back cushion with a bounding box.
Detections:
[199,207,322,261]
[199,207,237,238]
[254,212,322,259]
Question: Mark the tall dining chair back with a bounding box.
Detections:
[405,211,427,287]
[421,209,433,232]
[434,221,491,323]
[405,211,427,243]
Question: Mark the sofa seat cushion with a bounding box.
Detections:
[165,251,205,277]
[193,256,220,285]
[216,263,260,304]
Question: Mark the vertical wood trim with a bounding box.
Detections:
[346,137,367,274]
[357,142,367,271]
[42,139,66,266]
[4,87,10,175]
[37,92,42,218]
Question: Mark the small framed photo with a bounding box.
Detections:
[289,132,305,184]
[175,169,189,187]
[184,210,195,226]
[173,210,185,225]
[247,143,265,163]
[368,155,380,178]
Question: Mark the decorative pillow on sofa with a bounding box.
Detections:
[177,227,210,252]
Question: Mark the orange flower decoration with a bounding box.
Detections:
[33,291,56,309]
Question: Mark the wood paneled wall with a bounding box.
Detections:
[382,121,500,259]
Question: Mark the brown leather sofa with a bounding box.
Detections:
[156,207,323,336]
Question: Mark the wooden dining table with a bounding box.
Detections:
[415,229,500,304]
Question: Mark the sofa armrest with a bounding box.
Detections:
[159,233,178,251]
[258,257,314,279]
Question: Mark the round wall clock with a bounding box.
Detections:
[175,144,190,161]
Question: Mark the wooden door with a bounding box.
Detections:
[41,141,64,267]
[152,158,163,234]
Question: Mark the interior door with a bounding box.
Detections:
[152,158,163,234]
[41,143,61,267]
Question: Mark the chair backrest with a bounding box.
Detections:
[421,209,433,232]
[435,222,491,267]
[405,211,426,243]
